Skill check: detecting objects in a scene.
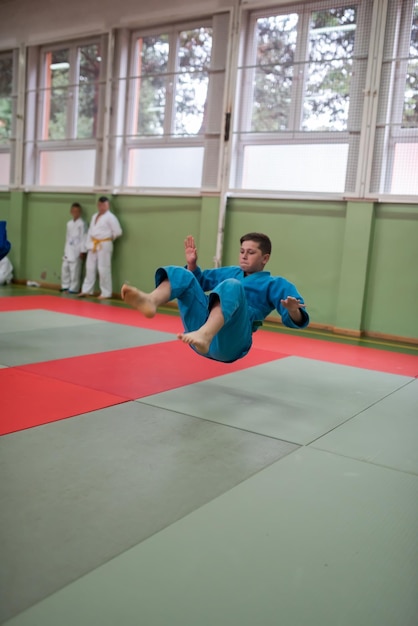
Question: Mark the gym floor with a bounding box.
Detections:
[1,285,417,626]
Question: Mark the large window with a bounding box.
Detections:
[12,2,418,197]
[371,0,418,195]
[123,17,228,189]
[30,39,104,187]
[232,1,369,194]
[0,52,14,186]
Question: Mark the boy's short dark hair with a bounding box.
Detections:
[71,202,82,209]
[240,232,272,256]
[98,196,109,203]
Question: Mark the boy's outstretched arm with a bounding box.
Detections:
[280,296,307,326]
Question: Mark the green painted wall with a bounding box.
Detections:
[1,190,417,340]
[0,193,10,223]
[225,199,346,326]
[363,204,418,338]
[112,195,204,292]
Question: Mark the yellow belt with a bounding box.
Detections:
[92,237,112,252]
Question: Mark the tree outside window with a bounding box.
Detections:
[0,55,13,144]
[249,5,357,134]
[131,26,212,137]
[402,0,418,127]
[41,43,101,141]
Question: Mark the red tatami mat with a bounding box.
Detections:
[0,368,127,436]
[1,295,417,376]
[20,341,285,400]
[252,331,418,377]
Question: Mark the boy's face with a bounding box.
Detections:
[70,206,81,221]
[239,240,270,274]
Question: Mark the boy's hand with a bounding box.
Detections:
[184,235,198,271]
[280,296,306,312]
[280,296,306,324]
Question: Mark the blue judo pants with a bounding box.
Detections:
[155,266,253,363]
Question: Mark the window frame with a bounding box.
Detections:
[126,19,213,147]
[230,0,369,196]
[0,49,16,187]
[377,0,418,195]
[121,16,229,191]
[36,37,105,147]
[26,35,108,189]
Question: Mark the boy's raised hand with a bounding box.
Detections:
[185,235,198,270]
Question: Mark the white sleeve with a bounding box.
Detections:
[83,217,94,252]
[65,221,71,244]
[110,214,123,240]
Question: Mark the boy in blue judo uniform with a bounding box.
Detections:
[121,233,309,363]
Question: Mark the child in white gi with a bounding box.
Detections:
[60,202,87,294]
[79,196,123,299]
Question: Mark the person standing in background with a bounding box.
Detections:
[60,202,87,294]
[79,196,123,299]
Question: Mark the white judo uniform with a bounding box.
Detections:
[81,210,122,298]
[0,256,13,285]
[61,217,87,292]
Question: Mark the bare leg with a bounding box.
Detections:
[121,280,171,318]
[177,301,224,355]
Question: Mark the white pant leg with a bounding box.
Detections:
[97,242,113,297]
[61,258,71,289]
[69,258,82,292]
[81,251,98,294]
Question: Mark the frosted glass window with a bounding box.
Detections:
[241,144,348,192]
[0,153,10,185]
[390,143,418,195]
[128,147,203,188]
[39,150,96,186]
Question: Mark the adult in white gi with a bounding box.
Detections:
[80,196,123,299]
[60,202,87,293]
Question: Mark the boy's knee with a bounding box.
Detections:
[218,278,243,295]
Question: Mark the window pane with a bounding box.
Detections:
[402,0,418,128]
[251,14,298,132]
[175,28,212,135]
[390,142,418,194]
[128,146,204,187]
[303,7,357,131]
[0,153,10,184]
[242,143,348,192]
[77,44,101,139]
[39,149,96,186]
[0,56,13,144]
[135,35,169,136]
[44,49,70,140]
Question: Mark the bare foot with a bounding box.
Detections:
[177,330,211,355]
[121,284,156,318]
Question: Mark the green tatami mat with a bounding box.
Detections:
[311,379,418,474]
[0,310,103,334]
[0,321,174,366]
[4,447,417,626]
[0,402,297,623]
[139,357,413,445]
